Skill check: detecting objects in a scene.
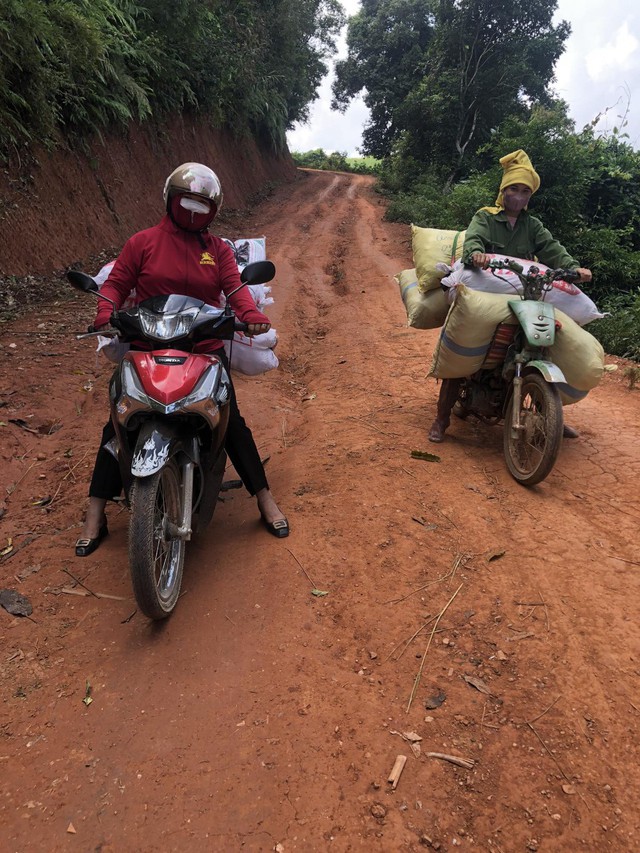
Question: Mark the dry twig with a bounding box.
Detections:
[285,547,317,588]
[426,752,475,770]
[406,583,463,713]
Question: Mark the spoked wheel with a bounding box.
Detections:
[129,461,186,619]
[504,373,563,486]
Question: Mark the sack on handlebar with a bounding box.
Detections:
[395,268,449,329]
[440,256,605,326]
[411,225,466,293]
[224,329,279,376]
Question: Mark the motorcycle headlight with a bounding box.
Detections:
[139,307,199,341]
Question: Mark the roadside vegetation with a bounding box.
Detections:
[291,149,380,174]
[0,0,344,158]
[331,0,640,361]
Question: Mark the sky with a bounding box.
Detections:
[287,0,640,156]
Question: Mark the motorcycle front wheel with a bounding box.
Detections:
[504,373,563,486]
[129,460,186,619]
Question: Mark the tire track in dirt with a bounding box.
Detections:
[1,169,639,852]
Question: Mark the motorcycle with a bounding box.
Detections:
[454,258,582,486]
[68,261,276,619]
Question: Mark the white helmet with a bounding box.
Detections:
[163,163,223,217]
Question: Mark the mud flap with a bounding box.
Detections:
[131,423,176,477]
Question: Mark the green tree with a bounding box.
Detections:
[332,0,437,158]
[335,0,570,180]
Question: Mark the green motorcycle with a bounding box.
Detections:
[455,258,582,486]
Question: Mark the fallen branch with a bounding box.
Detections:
[426,752,475,770]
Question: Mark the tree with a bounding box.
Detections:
[334,0,570,179]
[332,0,437,158]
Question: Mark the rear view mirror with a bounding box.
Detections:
[240,261,275,286]
[67,270,99,293]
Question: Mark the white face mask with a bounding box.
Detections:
[179,197,210,215]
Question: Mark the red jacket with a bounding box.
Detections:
[94,216,269,350]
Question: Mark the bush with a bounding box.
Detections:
[589,291,640,361]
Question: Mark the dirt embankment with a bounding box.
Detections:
[0,116,297,277]
[1,170,639,852]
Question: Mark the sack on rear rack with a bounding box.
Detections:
[411,225,466,293]
[395,268,449,329]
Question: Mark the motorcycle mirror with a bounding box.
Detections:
[240,260,276,286]
[67,270,99,293]
[67,270,118,307]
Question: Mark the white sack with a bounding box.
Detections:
[441,256,604,326]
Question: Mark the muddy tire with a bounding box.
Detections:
[504,373,563,486]
[129,461,186,619]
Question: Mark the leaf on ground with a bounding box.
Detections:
[311,589,329,597]
[1,538,13,557]
[462,674,493,695]
[31,495,52,507]
[411,450,441,463]
[486,549,506,562]
[82,680,92,706]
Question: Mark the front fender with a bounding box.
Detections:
[525,360,567,384]
[131,423,175,477]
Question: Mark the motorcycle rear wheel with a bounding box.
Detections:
[504,373,563,486]
[129,460,186,619]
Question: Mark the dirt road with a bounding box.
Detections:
[1,170,639,852]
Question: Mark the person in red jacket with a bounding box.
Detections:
[75,162,289,556]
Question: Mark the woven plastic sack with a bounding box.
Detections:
[224,329,279,376]
[430,287,517,379]
[220,236,266,270]
[411,225,466,293]
[549,309,605,405]
[395,268,449,329]
[441,257,604,326]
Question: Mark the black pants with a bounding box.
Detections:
[89,349,269,500]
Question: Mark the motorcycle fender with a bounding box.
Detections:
[509,299,556,347]
[525,360,567,384]
[131,424,175,477]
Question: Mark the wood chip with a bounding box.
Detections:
[387,754,407,789]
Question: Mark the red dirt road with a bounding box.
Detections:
[1,170,639,852]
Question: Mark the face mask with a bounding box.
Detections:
[179,197,211,215]
[170,195,216,232]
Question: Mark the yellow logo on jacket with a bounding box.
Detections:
[200,252,215,265]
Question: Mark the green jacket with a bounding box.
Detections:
[462,209,579,269]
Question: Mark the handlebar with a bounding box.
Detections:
[486,257,580,283]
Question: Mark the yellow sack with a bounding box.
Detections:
[430,287,605,404]
[395,268,449,330]
[550,309,605,405]
[430,286,517,379]
[412,225,466,293]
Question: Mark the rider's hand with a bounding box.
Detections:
[245,322,271,336]
[575,267,592,284]
[471,252,491,269]
[88,323,111,333]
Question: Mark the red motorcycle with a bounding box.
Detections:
[68,261,275,619]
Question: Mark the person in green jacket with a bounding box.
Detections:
[428,149,592,443]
